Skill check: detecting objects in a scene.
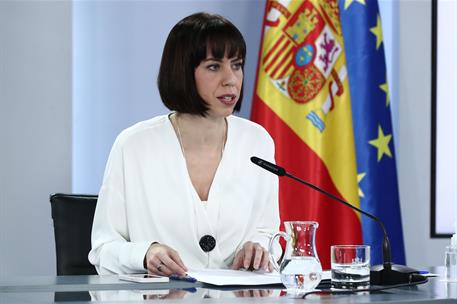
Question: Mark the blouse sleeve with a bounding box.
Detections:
[238,130,282,260]
[250,169,282,260]
[88,135,151,274]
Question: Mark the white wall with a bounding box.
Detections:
[398,0,448,267]
[0,1,72,278]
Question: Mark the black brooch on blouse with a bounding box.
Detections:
[199,235,216,252]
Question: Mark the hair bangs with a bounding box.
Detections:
[206,28,246,60]
[192,19,246,66]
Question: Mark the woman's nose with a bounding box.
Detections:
[223,79,235,87]
[222,66,236,87]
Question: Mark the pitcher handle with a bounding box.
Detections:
[268,231,290,272]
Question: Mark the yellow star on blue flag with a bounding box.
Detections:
[370,15,383,50]
[369,125,392,161]
[344,0,366,10]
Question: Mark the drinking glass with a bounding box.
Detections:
[331,245,370,289]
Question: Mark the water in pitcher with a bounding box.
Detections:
[280,256,322,290]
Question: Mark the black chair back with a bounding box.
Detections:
[50,193,98,275]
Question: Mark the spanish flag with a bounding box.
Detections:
[251,0,405,269]
[251,0,362,269]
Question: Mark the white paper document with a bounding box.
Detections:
[186,269,282,286]
[186,269,331,286]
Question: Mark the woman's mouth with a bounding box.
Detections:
[217,94,237,106]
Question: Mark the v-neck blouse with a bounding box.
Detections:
[88,114,280,274]
[170,114,229,208]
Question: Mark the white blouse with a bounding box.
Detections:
[88,114,280,274]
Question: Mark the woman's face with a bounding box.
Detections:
[194,52,243,118]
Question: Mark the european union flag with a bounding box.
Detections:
[339,0,406,265]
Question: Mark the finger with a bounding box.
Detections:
[169,250,188,272]
[231,249,244,270]
[242,290,250,297]
[148,266,160,276]
[243,243,254,269]
[160,260,182,276]
[146,256,162,274]
[152,260,169,276]
[232,248,244,269]
[268,261,273,272]
[158,263,175,276]
[252,245,264,270]
[260,248,269,271]
[252,290,261,297]
[159,254,186,276]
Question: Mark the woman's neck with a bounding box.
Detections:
[173,112,227,148]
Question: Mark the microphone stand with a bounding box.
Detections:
[250,156,420,286]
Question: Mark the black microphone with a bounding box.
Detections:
[251,156,420,286]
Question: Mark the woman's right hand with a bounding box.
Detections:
[144,243,187,276]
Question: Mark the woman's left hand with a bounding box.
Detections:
[231,241,272,272]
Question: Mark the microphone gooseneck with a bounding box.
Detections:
[251,156,286,176]
[250,156,420,286]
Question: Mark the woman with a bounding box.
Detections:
[88,12,280,276]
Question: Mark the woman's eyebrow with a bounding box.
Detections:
[201,57,243,63]
[201,57,222,63]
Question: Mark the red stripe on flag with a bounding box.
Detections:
[270,48,293,79]
[265,40,291,74]
[251,96,362,269]
[263,35,285,64]
[278,65,294,79]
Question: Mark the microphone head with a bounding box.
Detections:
[250,156,286,176]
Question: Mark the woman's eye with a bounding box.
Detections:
[207,64,219,71]
[232,62,243,70]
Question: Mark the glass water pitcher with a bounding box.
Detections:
[268,221,322,291]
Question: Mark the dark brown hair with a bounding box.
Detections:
[158,12,246,116]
